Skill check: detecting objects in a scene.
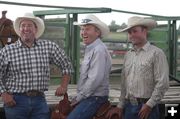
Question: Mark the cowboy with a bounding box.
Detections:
[67,14,112,119]
[0,13,73,119]
[107,16,169,119]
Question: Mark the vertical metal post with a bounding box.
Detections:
[71,13,80,84]
[168,20,178,77]
[172,20,177,76]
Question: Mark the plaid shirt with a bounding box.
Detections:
[0,39,73,93]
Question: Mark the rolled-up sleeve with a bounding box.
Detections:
[0,49,8,93]
[50,43,73,75]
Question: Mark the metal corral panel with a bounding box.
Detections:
[33,8,111,16]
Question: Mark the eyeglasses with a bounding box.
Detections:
[81,19,92,23]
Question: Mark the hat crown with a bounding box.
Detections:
[118,16,157,32]
[22,12,36,18]
[74,14,109,38]
[128,16,144,26]
[81,15,101,24]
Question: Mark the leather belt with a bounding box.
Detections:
[14,90,44,97]
[125,98,149,105]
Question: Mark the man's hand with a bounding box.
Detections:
[1,92,16,107]
[138,104,152,119]
[55,74,70,96]
[55,85,67,96]
[106,107,123,119]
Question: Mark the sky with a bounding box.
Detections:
[1,0,180,25]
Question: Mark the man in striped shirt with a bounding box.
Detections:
[0,13,73,119]
[108,16,169,119]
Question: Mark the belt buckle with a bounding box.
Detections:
[129,96,138,105]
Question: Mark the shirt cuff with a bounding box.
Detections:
[76,93,86,102]
[146,98,157,108]
[0,88,6,94]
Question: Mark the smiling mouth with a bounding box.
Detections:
[83,36,88,39]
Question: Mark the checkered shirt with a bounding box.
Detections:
[0,39,73,93]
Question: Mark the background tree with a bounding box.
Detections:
[108,20,121,32]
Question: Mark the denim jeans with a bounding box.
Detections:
[4,94,50,119]
[67,96,108,119]
[124,101,159,119]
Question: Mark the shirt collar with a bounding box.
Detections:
[131,41,151,52]
[17,38,39,47]
[86,38,101,51]
[142,41,151,51]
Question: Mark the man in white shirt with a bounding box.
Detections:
[67,14,112,119]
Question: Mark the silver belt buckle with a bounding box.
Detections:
[129,96,138,105]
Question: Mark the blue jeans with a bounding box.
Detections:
[124,102,159,119]
[67,96,108,119]
[4,94,50,119]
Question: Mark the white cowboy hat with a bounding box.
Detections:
[73,14,109,38]
[13,12,45,38]
[119,16,157,32]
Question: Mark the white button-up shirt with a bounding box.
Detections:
[76,38,112,102]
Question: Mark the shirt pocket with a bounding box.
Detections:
[138,60,152,74]
[81,57,91,75]
[80,51,94,79]
[124,60,133,76]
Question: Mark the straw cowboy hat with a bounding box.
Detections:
[119,16,157,32]
[73,14,110,38]
[14,12,45,38]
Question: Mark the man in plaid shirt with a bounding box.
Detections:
[0,13,73,119]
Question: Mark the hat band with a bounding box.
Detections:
[81,19,92,23]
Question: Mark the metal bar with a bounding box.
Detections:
[168,20,174,75]
[169,74,180,83]
[33,9,111,16]
[112,9,180,20]
[71,13,80,84]
[172,20,177,76]
[0,1,111,12]
[0,0,92,9]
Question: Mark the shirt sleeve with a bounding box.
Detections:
[0,49,8,93]
[117,55,127,108]
[50,42,73,75]
[146,50,169,108]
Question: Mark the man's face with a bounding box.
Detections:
[127,26,147,47]
[80,24,100,45]
[19,19,37,43]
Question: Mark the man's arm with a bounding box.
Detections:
[55,74,71,96]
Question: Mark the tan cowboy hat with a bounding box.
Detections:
[13,12,45,38]
[73,14,109,38]
[119,16,157,32]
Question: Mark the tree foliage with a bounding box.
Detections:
[108,20,127,32]
[108,20,120,32]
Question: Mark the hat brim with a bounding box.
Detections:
[73,22,109,38]
[14,17,45,39]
